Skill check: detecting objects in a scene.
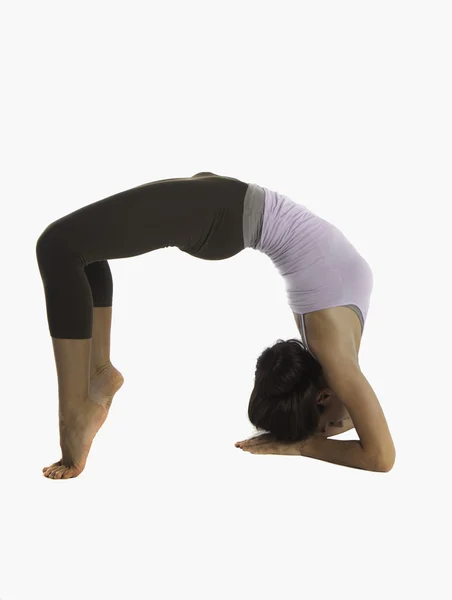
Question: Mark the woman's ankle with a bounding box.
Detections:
[90,359,113,376]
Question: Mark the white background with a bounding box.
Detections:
[0,1,450,599]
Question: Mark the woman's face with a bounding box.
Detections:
[316,392,350,433]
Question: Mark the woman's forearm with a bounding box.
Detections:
[299,436,386,471]
[236,428,389,472]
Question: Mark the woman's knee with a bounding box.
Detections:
[36,223,57,258]
[36,220,72,265]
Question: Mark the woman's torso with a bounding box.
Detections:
[243,182,373,361]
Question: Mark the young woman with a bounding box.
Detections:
[36,171,395,479]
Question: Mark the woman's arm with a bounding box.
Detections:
[235,428,383,471]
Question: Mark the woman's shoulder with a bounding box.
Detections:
[293,307,362,363]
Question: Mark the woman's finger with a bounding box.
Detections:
[235,434,276,449]
[246,442,278,454]
[235,438,260,448]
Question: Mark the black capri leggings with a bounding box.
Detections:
[36,172,249,339]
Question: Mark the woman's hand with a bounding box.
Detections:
[235,432,307,455]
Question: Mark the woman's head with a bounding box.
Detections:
[248,338,346,442]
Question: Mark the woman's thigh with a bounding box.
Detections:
[41,173,249,265]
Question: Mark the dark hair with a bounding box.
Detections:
[248,338,327,442]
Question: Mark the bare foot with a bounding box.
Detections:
[42,362,124,480]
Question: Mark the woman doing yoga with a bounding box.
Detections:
[36,172,395,479]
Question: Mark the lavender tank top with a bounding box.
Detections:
[242,183,374,360]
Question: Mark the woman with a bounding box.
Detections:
[36,172,395,479]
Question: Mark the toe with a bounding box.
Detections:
[45,466,61,478]
[62,467,79,479]
[43,460,62,474]
[52,466,66,479]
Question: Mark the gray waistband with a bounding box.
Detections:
[242,183,265,249]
